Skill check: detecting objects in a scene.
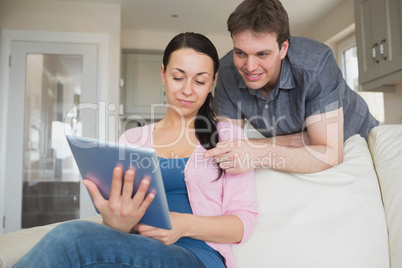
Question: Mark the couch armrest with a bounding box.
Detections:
[0,216,102,268]
[368,124,402,268]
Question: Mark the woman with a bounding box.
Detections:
[14,32,257,268]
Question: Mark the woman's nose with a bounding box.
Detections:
[182,80,193,96]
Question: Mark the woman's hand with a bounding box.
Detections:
[133,212,188,245]
[136,213,244,244]
[83,167,155,233]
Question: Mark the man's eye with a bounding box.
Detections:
[258,53,269,58]
[235,51,246,57]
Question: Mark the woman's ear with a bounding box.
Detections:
[161,64,166,86]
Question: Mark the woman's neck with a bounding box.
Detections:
[153,111,199,158]
[160,109,197,129]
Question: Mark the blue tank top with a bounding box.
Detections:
[158,157,225,268]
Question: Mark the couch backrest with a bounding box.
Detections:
[233,132,389,267]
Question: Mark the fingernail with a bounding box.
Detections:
[114,167,121,175]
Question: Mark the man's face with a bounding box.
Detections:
[232,31,288,92]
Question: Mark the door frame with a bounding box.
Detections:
[0,30,109,234]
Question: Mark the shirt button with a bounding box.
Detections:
[264,104,269,109]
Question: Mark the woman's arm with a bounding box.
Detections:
[135,168,257,246]
[134,212,244,245]
[182,214,244,243]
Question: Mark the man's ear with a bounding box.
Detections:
[161,64,166,86]
[280,40,289,60]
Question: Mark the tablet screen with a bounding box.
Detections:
[66,135,171,230]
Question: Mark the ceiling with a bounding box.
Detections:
[46,0,345,82]
[63,0,346,36]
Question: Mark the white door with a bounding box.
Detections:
[3,41,98,233]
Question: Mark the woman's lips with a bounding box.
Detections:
[178,99,194,106]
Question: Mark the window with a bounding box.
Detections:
[337,35,384,123]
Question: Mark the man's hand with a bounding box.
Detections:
[204,139,267,174]
[83,167,155,233]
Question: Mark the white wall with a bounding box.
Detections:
[302,0,355,48]
[302,0,402,124]
[384,86,402,124]
[0,0,121,121]
[122,29,233,60]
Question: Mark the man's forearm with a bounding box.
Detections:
[209,110,344,174]
[246,139,343,174]
[249,131,311,148]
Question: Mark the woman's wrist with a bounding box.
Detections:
[174,212,194,238]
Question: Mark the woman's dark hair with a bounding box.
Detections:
[163,32,223,178]
[227,0,290,49]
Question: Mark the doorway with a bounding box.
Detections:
[0,31,108,233]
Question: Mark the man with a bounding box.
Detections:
[204,0,378,174]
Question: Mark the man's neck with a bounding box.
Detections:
[259,84,275,99]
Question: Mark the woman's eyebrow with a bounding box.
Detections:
[173,68,210,77]
[173,68,185,73]
[197,72,210,76]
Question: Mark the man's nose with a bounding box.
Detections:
[245,57,258,72]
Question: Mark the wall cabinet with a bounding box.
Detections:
[121,51,167,120]
[354,0,402,90]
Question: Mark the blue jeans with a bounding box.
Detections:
[14,221,206,268]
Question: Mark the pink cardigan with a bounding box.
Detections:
[119,121,258,268]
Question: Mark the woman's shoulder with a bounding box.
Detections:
[118,123,155,147]
[216,120,247,141]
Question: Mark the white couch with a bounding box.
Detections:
[1,125,401,268]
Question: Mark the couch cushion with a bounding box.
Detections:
[232,134,389,268]
[369,125,402,268]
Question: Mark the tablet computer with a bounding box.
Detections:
[66,135,171,230]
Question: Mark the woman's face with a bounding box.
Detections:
[161,48,216,118]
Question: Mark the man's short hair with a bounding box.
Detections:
[227,0,290,48]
